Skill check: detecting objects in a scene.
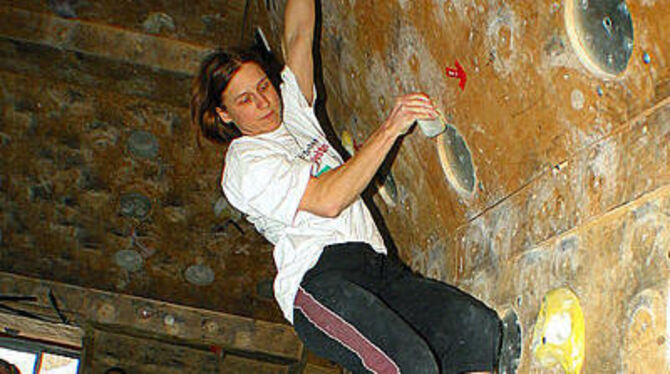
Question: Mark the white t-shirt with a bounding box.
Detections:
[221,67,387,323]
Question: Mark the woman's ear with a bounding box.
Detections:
[215,107,233,124]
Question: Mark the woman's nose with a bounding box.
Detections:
[256,93,270,109]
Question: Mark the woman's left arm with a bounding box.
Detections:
[283,0,315,105]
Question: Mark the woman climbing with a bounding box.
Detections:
[191,0,510,372]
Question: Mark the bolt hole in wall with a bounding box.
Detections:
[0,338,79,374]
[565,0,634,78]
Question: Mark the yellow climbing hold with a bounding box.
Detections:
[531,287,585,374]
[341,130,355,156]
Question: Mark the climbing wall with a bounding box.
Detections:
[1,0,669,372]
[263,0,670,372]
[0,0,287,324]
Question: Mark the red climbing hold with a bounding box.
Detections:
[446,60,467,91]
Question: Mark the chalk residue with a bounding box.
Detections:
[364,23,447,118]
[485,4,520,77]
[588,139,619,194]
[571,89,585,110]
[409,235,448,281]
[540,34,583,72]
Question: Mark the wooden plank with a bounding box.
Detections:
[0,6,208,75]
[0,311,83,348]
[0,37,192,107]
[0,272,303,362]
[0,0,249,47]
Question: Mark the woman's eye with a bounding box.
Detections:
[239,96,251,104]
[260,81,269,91]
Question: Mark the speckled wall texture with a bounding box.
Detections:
[1,0,670,373]
[302,0,670,372]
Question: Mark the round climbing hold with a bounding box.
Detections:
[531,287,585,374]
[377,172,398,207]
[184,264,215,286]
[565,0,634,78]
[642,52,651,65]
[119,192,152,220]
[436,124,476,195]
[499,309,522,374]
[114,249,144,272]
[127,129,159,159]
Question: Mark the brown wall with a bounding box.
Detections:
[1,0,670,372]
[304,0,670,372]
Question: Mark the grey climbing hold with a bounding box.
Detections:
[142,12,176,34]
[47,0,78,18]
[378,171,398,206]
[115,249,143,272]
[184,264,215,286]
[213,196,242,220]
[213,197,230,217]
[437,124,476,194]
[119,192,152,220]
[566,0,634,77]
[127,130,159,159]
[498,309,522,374]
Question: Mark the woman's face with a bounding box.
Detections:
[217,62,281,136]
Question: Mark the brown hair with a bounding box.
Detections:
[190,48,267,145]
[0,359,19,374]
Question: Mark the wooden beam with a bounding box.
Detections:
[0,272,303,362]
[0,0,250,48]
[0,311,83,348]
[0,37,192,107]
[0,6,208,75]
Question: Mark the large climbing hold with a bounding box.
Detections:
[532,287,585,374]
[565,0,634,78]
[498,309,522,374]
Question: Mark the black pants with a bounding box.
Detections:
[293,242,501,374]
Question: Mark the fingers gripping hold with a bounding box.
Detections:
[386,93,438,136]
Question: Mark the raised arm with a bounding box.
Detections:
[299,94,438,218]
[283,0,315,104]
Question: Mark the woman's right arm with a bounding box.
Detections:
[298,94,438,218]
[283,0,315,105]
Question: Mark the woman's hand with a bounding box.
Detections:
[383,93,439,137]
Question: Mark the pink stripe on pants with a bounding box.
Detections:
[294,287,400,374]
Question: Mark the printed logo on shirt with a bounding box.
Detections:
[299,138,336,177]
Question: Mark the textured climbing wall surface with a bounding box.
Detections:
[1,0,669,373]
[300,0,670,372]
[0,0,285,324]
